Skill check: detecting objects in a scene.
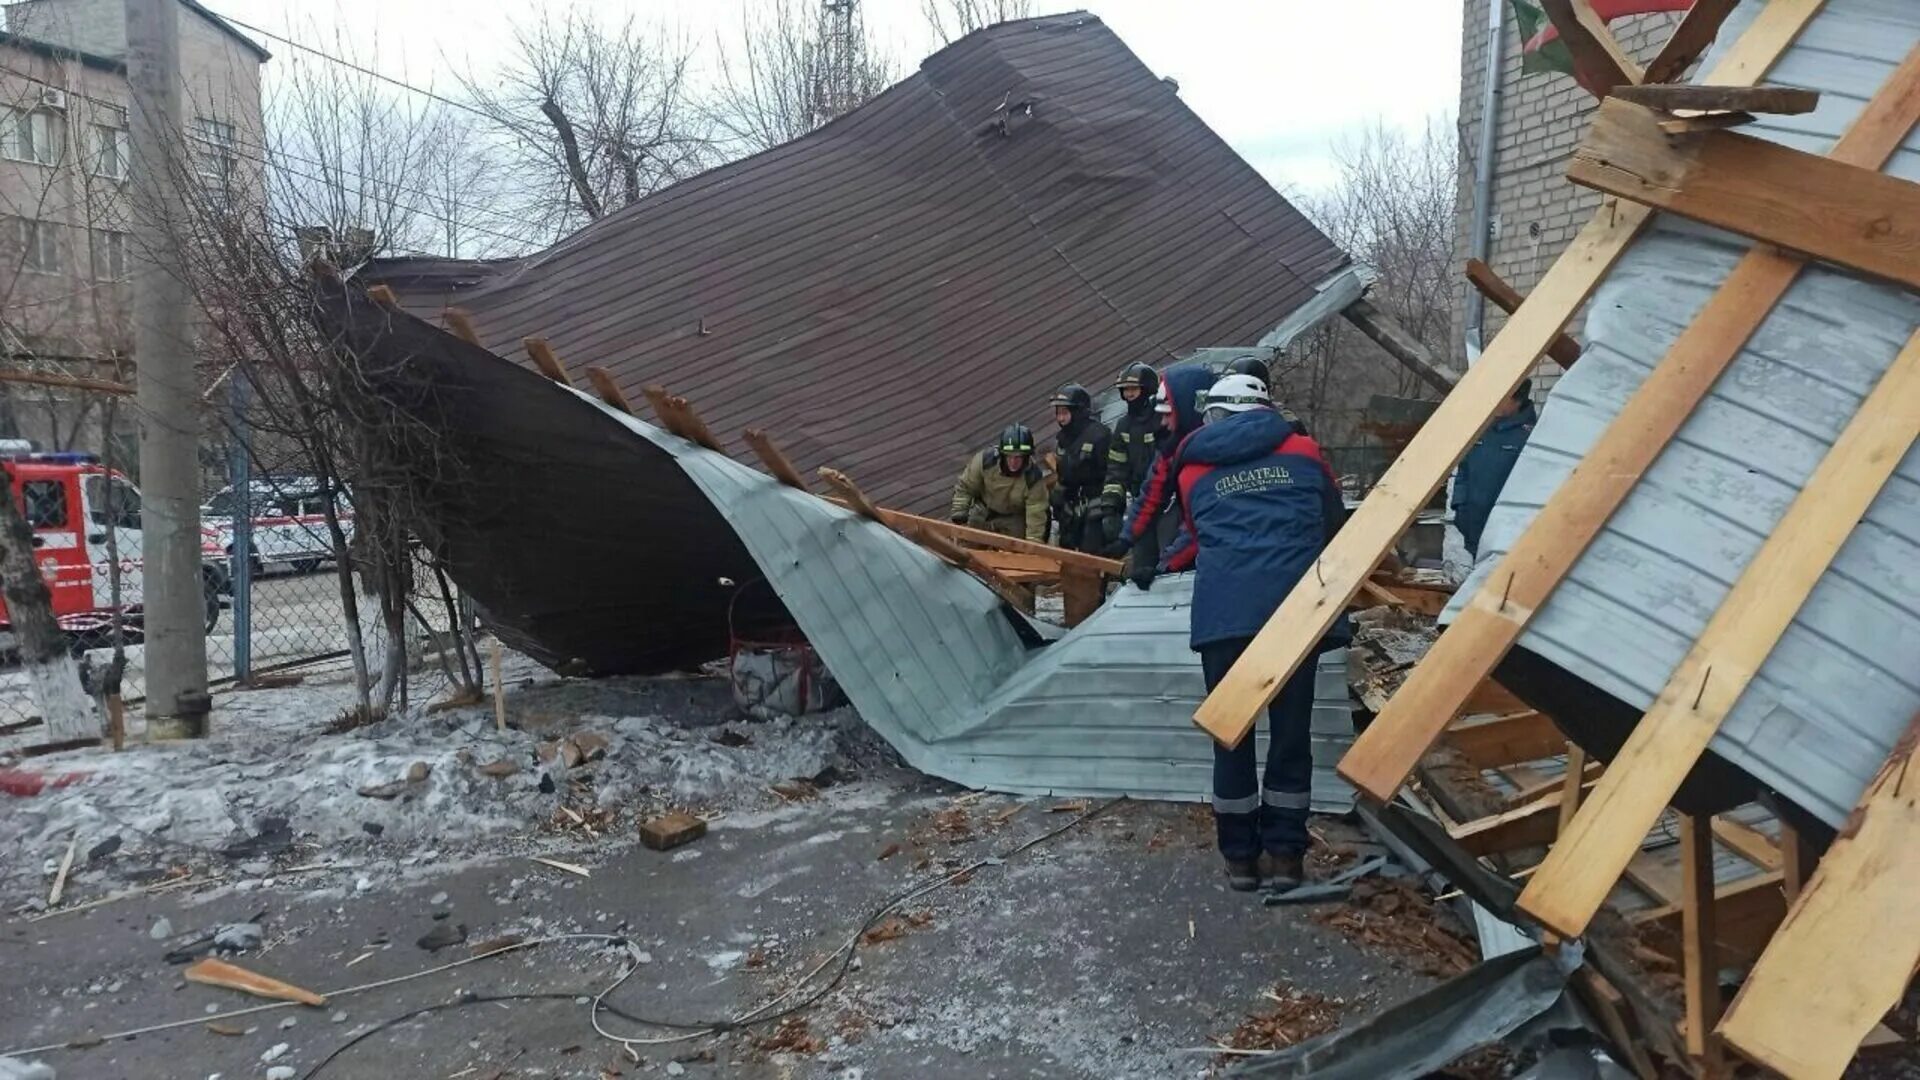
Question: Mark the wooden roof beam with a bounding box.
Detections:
[1543,0,1644,97]
[1643,0,1741,84]
[742,429,810,491]
[583,366,633,413]
[441,307,482,346]
[1611,82,1819,115]
[1463,259,1583,369]
[1570,97,1920,293]
[522,337,574,387]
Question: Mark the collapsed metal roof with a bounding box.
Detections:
[312,280,1355,809]
[1452,0,1920,829]
[361,12,1351,514]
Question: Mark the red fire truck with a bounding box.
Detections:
[0,448,229,646]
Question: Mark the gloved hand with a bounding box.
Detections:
[1129,561,1156,591]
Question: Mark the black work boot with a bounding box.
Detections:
[1223,857,1260,892]
[1260,851,1304,892]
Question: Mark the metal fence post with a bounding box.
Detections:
[227,372,253,681]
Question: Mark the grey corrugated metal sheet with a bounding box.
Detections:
[613,402,1356,811]
[360,12,1350,516]
[1450,0,1920,828]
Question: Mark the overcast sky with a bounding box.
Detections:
[205,0,1463,198]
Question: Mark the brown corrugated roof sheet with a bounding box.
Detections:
[364,12,1349,513]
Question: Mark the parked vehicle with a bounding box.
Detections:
[0,449,229,647]
[202,476,352,575]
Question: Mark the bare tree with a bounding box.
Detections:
[923,0,1035,44]
[1279,119,1458,457]
[461,11,712,242]
[711,0,896,154]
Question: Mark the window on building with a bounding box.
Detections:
[21,479,68,528]
[15,218,62,273]
[90,230,127,280]
[193,116,236,199]
[1,107,65,166]
[90,119,127,180]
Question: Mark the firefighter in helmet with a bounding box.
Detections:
[951,423,1050,542]
[1098,362,1164,554]
[1226,354,1311,436]
[1048,383,1111,552]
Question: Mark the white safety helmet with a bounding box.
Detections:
[1152,379,1173,415]
[1202,372,1270,423]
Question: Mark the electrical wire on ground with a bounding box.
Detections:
[1,798,1122,1076]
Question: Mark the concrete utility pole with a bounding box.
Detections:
[126,0,210,736]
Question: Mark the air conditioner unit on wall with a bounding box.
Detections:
[38,88,67,110]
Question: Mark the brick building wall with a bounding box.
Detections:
[1452,0,1685,399]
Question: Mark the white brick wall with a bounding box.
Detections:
[1453,0,1683,401]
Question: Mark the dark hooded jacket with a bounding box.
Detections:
[1451,401,1537,556]
[1052,408,1111,513]
[1165,408,1347,650]
[1121,363,1213,567]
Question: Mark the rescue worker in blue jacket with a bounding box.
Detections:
[1157,372,1347,891]
[1097,362,1163,554]
[1451,379,1537,557]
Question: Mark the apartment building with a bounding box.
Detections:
[0,0,265,452]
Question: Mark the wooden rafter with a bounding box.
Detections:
[1611,82,1819,114]
[583,366,633,413]
[1188,0,1825,752]
[1338,299,1459,393]
[1570,97,1920,293]
[1643,0,1741,84]
[1679,814,1723,1066]
[1519,323,1920,939]
[522,338,574,387]
[1443,710,1568,771]
[846,503,1123,577]
[441,307,482,346]
[1463,259,1583,368]
[1719,713,1920,1078]
[741,429,810,491]
[365,284,399,307]
[1543,0,1644,96]
[1336,44,1920,804]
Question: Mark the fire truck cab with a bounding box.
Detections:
[1,446,228,644]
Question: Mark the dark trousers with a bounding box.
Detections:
[1199,636,1316,860]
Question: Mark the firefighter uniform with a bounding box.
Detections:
[1049,385,1110,553]
[951,426,1050,542]
[1098,363,1164,552]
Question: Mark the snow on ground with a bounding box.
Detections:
[0,651,903,910]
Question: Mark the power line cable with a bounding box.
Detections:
[199,8,492,122]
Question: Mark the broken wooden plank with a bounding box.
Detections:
[1059,565,1103,627]
[1338,298,1459,394]
[1657,110,1757,135]
[441,307,482,347]
[1710,817,1782,872]
[1570,96,1920,293]
[522,337,574,387]
[0,369,133,396]
[1543,0,1644,96]
[742,429,810,491]
[364,284,399,307]
[1519,322,1920,939]
[1719,713,1920,1079]
[1338,48,1920,804]
[819,467,886,522]
[968,549,1064,577]
[530,855,591,878]
[846,503,1123,577]
[1556,745,1589,836]
[46,834,77,907]
[638,811,708,851]
[583,366,633,413]
[1463,259,1583,368]
[1447,790,1579,857]
[185,957,327,1006]
[1355,579,1406,611]
[1643,0,1741,85]
[1679,814,1722,1065]
[1611,82,1819,115]
[1780,819,1816,903]
[1443,710,1566,771]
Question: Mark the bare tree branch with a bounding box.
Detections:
[711,0,896,155]
[923,0,1034,44]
